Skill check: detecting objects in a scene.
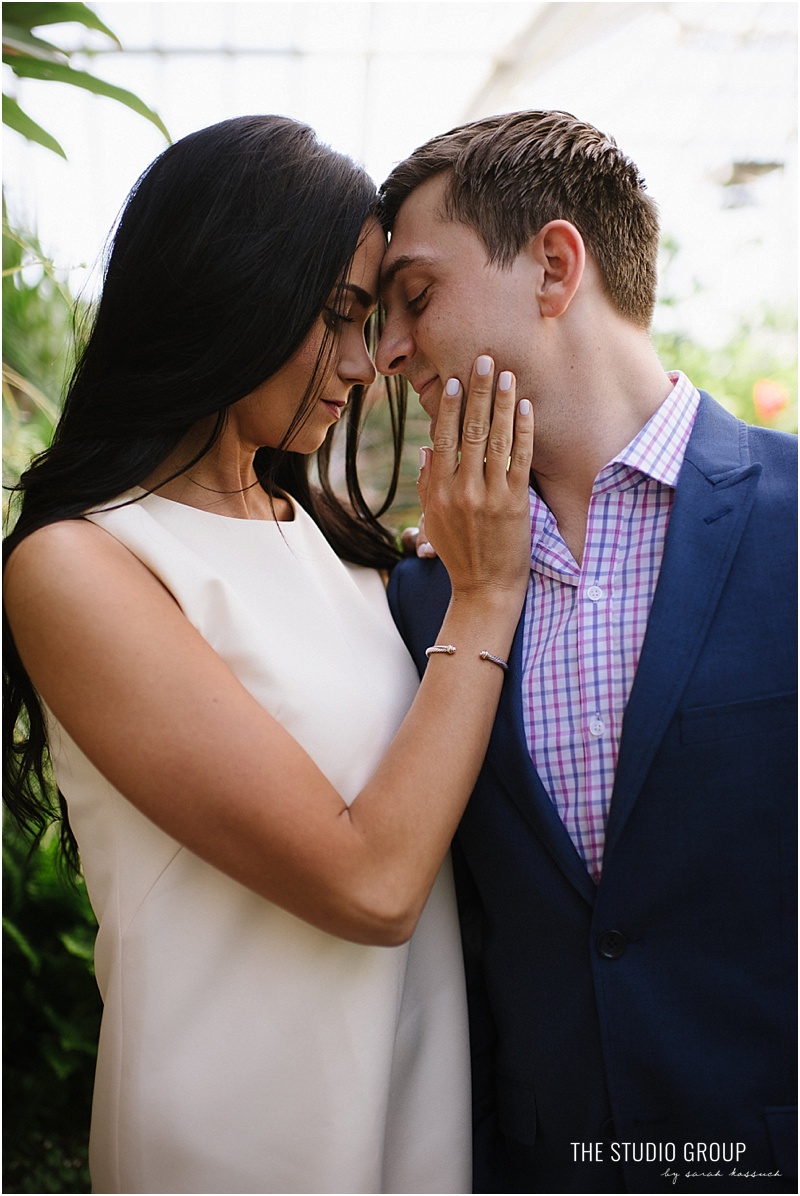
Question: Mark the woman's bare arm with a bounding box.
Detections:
[4,362,532,946]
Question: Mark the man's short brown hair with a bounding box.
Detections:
[379,110,660,329]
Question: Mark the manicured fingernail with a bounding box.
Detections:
[445,377,460,396]
[419,542,437,558]
[476,355,492,376]
[419,447,428,468]
[518,399,531,415]
[498,371,513,392]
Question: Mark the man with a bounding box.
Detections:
[376,112,796,1194]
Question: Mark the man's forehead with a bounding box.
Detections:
[379,171,495,296]
[391,171,449,228]
[380,175,449,265]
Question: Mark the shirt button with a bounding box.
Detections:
[587,585,603,602]
[589,717,605,737]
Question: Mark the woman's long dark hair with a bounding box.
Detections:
[3,115,406,871]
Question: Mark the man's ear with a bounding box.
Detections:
[530,220,585,318]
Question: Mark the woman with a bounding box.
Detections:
[3,116,532,1194]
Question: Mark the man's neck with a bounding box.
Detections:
[528,335,674,564]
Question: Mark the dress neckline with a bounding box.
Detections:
[134,487,297,525]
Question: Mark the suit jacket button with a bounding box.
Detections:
[597,930,627,959]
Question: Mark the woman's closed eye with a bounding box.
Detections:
[323,306,356,330]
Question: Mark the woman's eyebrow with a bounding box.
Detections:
[335,281,375,309]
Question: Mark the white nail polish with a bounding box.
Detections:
[445,377,460,396]
[498,371,513,391]
[476,356,492,376]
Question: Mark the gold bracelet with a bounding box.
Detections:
[425,644,508,673]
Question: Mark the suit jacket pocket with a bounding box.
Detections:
[679,692,796,745]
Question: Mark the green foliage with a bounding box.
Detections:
[2,1,169,157]
[5,2,119,41]
[3,820,100,1194]
[3,12,169,1191]
[654,234,797,435]
[3,92,64,155]
[652,307,797,435]
[334,385,431,531]
[2,212,77,518]
[2,0,169,522]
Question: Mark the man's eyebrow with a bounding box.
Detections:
[334,281,375,309]
[380,254,436,295]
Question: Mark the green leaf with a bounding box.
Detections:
[40,1035,77,1080]
[2,93,65,156]
[40,1001,98,1056]
[3,362,62,423]
[2,27,68,62]
[3,915,42,973]
[8,57,170,141]
[2,3,120,46]
[59,930,95,966]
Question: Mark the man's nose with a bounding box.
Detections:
[375,318,413,376]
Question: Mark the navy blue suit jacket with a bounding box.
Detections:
[389,395,797,1193]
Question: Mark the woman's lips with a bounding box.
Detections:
[321,400,345,420]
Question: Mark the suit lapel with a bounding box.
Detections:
[605,395,762,857]
[485,615,599,904]
[404,395,757,896]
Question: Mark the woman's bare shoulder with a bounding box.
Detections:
[7,515,118,565]
[4,516,172,641]
[7,516,145,584]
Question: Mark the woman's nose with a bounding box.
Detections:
[341,333,377,387]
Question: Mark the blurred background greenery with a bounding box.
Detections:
[2,3,796,1193]
[3,4,168,1190]
[3,820,100,1193]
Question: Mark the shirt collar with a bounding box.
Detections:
[528,372,702,567]
[607,371,701,488]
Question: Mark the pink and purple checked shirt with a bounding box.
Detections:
[521,372,700,882]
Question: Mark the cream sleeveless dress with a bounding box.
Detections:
[46,492,470,1195]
